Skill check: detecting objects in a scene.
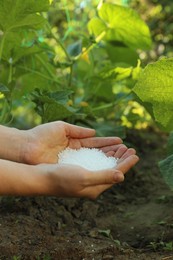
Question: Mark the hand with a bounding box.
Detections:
[40,147,139,199]
[0,137,138,197]
[22,121,125,165]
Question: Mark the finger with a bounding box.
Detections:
[85,169,124,186]
[65,123,95,138]
[119,148,136,160]
[102,146,136,159]
[114,144,128,158]
[116,155,139,174]
[80,137,122,148]
[106,151,115,157]
[82,174,124,199]
[101,143,125,153]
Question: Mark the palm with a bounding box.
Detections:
[26,121,134,165]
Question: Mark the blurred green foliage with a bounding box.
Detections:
[131,0,173,61]
[0,0,151,135]
[0,0,172,136]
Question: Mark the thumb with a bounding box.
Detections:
[87,169,124,186]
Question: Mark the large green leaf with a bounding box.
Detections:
[1,31,43,62]
[167,132,173,155]
[88,3,152,50]
[133,58,173,131]
[0,0,49,31]
[43,102,75,122]
[90,121,126,138]
[38,95,76,122]
[106,44,138,66]
[13,73,55,98]
[31,90,76,122]
[159,154,173,191]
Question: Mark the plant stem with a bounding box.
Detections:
[92,103,114,112]
[68,64,73,87]
[8,62,13,84]
[53,34,71,62]
[0,32,6,61]
[74,31,106,61]
[92,92,131,112]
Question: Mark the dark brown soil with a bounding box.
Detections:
[1,129,173,260]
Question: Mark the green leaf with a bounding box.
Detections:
[0,83,9,93]
[10,14,46,30]
[167,132,173,156]
[100,66,133,81]
[13,72,59,98]
[133,58,173,131]
[12,45,42,63]
[49,90,73,103]
[90,121,126,138]
[67,41,82,57]
[88,3,152,50]
[37,95,76,122]
[88,17,107,39]
[1,31,43,62]
[32,90,76,122]
[43,102,75,122]
[98,229,111,238]
[0,0,49,31]
[106,44,138,66]
[159,154,173,191]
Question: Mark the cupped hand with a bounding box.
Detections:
[40,146,139,199]
[22,121,125,165]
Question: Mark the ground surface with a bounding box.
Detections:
[0,129,173,260]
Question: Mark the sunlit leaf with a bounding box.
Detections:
[88,3,152,50]
[133,58,173,131]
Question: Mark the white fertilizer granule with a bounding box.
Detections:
[58,148,118,171]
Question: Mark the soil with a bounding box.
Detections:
[1,128,173,260]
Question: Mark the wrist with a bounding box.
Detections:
[0,125,27,163]
[34,164,58,196]
[11,128,30,164]
[27,164,50,196]
[18,164,54,196]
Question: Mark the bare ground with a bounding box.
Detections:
[0,129,173,260]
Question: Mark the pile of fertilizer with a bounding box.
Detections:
[58,147,117,171]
